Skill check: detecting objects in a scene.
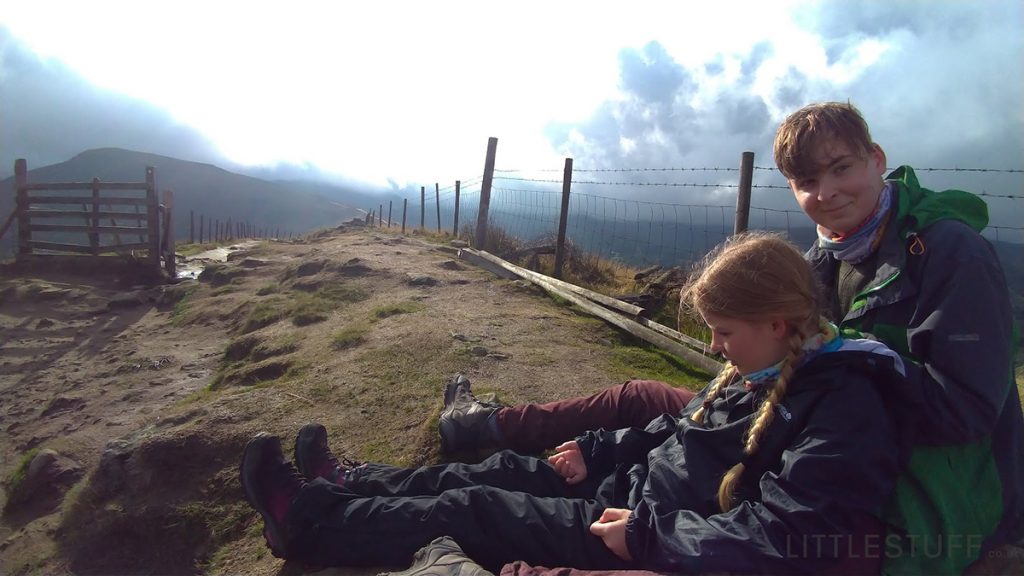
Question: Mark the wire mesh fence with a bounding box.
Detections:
[394,160,1023,271]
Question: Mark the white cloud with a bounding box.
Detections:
[1,0,1020,233]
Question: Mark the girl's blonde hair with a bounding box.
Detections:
[680,232,826,512]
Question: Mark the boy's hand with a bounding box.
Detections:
[547,440,587,484]
[590,508,634,561]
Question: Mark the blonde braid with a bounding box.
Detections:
[691,363,738,424]
[717,330,808,512]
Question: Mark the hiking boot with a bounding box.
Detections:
[294,422,363,484]
[439,374,506,453]
[239,433,305,559]
[381,535,495,576]
[443,373,473,407]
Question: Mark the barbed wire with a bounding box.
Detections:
[976,192,1024,200]
[755,165,1024,174]
[750,206,806,215]
[495,167,745,174]
[570,192,733,210]
[493,176,738,189]
[436,177,483,193]
[488,175,1023,197]
[493,186,560,195]
[898,167,1024,174]
[497,165,1023,174]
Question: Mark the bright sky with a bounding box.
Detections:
[1,0,1022,226]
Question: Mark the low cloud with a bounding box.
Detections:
[0,26,224,176]
[540,2,1023,229]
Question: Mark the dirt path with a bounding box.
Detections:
[0,225,707,576]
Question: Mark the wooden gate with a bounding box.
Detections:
[1,158,175,276]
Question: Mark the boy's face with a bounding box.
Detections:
[787,138,888,235]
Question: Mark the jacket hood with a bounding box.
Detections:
[887,165,988,239]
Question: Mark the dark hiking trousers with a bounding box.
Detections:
[284,451,633,572]
[494,380,697,453]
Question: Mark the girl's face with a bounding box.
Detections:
[702,311,791,376]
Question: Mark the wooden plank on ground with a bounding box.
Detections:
[460,247,722,373]
[469,248,645,317]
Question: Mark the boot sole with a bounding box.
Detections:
[239,433,288,558]
[442,374,471,407]
[438,407,458,453]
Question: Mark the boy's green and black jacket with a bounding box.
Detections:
[806,165,1024,575]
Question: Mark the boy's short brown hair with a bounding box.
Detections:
[773,102,874,180]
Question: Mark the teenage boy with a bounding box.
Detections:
[440,102,1023,574]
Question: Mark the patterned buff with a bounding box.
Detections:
[817,182,894,263]
[742,322,843,390]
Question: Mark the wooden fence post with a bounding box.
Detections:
[388,201,393,228]
[734,151,754,235]
[145,166,159,270]
[475,137,498,249]
[15,159,29,255]
[453,180,461,237]
[554,157,573,279]
[379,204,383,227]
[402,198,408,234]
[435,182,441,232]
[420,186,425,230]
[162,190,175,276]
[0,161,21,244]
[90,178,101,255]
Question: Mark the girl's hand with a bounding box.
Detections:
[590,508,634,561]
[547,441,588,484]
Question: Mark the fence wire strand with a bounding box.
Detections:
[378,163,1023,269]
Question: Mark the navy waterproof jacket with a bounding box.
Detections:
[575,349,910,575]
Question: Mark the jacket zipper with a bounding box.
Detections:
[846,270,901,318]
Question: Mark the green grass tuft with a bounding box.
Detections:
[175,243,219,257]
[255,284,279,296]
[372,302,426,320]
[3,447,41,508]
[317,284,369,304]
[170,290,197,326]
[252,334,301,360]
[291,294,332,326]
[608,337,714,391]
[198,263,246,287]
[332,325,370,350]
[239,300,287,333]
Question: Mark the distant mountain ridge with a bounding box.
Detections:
[0,148,381,254]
